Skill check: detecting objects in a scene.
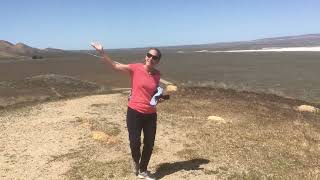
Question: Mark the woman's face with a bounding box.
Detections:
[145,49,160,67]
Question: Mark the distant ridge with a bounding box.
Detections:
[253,34,320,42]
[13,42,40,55]
[163,33,320,50]
[44,48,65,53]
[0,41,65,59]
[2,33,320,55]
[0,40,14,47]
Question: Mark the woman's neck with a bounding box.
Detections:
[144,65,156,75]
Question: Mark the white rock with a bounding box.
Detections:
[166,85,178,92]
[207,115,227,124]
[296,105,319,113]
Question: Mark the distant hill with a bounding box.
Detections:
[44,48,66,53]
[13,42,41,55]
[0,41,40,57]
[163,33,320,51]
[0,40,66,59]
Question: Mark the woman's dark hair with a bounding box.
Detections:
[148,48,161,60]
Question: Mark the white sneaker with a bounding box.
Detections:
[138,171,156,180]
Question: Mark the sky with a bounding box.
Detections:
[1,0,320,50]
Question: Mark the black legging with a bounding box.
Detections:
[126,106,157,172]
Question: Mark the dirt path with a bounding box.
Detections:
[0,93,212,180]
[1,94,125,179]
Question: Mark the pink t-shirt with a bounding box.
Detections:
[128,63,161,114]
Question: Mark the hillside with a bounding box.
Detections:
[0,87,319,179]
[0,40,66,59]
[0,41,39,58]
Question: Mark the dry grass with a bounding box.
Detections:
[48,114,129,180]
[1,86,320,179]
[2,51,320,179]
[65,159,131,179]
[157,87,320,179]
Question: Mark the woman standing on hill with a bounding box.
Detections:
[91,42,163,180]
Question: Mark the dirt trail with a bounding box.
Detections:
[1,94,123,179]
[0,93,211,179]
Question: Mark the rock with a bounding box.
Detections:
[207,115,227,124]
[296,105,319,113]
[166,85,178,92]
[91,131,117,143]
[92,131,107,140]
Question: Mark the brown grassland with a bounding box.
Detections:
[1,86,320,179]
[1,51,320,179]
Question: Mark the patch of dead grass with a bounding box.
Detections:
[158,87,320,179]
[65,159,131,180]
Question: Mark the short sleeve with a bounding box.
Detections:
[128,63,137,72]
[128,63,142,75]
[127,64,133,75]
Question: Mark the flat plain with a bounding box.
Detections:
[0,50,320,179]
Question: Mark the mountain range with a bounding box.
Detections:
[0,40,65,59]
[166,34,320,50]
[1,33,320,58]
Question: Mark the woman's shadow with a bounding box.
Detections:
[153,158,210,179]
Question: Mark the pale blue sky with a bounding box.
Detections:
[1,0,320,50]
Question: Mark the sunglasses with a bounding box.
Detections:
[146,53,160,61]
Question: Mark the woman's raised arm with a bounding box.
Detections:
[91,42,130,73]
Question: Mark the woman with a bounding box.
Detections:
[91,42,163,179]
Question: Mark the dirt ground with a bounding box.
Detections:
[0,92,208,179]
[1,87,320,179]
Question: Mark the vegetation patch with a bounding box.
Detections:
[65,160,131,180]
[89,118,121,137]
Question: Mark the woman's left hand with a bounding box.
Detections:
[91,42,104,53]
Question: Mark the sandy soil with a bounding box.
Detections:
[0,93,213,179]
[0,94,124,179]
[1,87,320,180]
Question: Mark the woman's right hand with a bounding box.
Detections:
[91,42,104,53]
